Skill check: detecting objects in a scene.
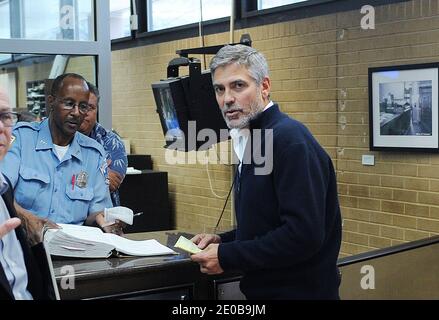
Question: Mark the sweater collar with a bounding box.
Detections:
[249,103,281,130]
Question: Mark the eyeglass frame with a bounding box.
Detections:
[87,103,98,112]
[0,112,19,127]
[52,96,91,114]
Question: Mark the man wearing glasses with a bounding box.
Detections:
[79,82,127,207]
[0,87,52,300]
[1,73,115,245]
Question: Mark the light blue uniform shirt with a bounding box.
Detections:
[1,119,113,225]
[0,173,33,300]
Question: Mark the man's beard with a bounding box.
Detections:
[222,99,264,129]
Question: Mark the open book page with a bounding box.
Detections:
[45,224,176,258]
[102,233,176,256]
[52,224,106,242]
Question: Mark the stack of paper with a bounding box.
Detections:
[174,235,202,254]
[44,224,177,258]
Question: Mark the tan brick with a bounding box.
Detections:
[318,54,337,66]
[393,164,418,177]
[404,178,429,191]
[430,207,439,219]
[341,207,370,222]
[382,201,405,214]
[370,187,393,200]
[339,195,358,208]
[418,165,439,179]
[405,229,430,241]
[369,236,392,249]
[393,215,417,229]
[358,173,380,186]
[358,222,380,236]
[337,183,348,195]
[417,218,439,233]
[348,185,370,197]
[393,190,417,203]
[419,192,439,206]
[342,231,369,246]
[381,176,404,188]
[429,179,439,192]
[370,212,393,225]
[381,226,404,240]
[405,203,430,218]
[358,198,380,211]
[342,219,359,232]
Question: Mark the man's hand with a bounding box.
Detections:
[106,160,123,192]
[14,201,59,246]
[101,220,125,236]
[191,244,224,275]
[191,233,221,249]
[0,218,21,239]
[108,169,123,192]
[94,212,125,236]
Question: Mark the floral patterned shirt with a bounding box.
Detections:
[90,122,128,206]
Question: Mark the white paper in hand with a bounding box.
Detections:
[174,236,202,254]
[104,206,134,225]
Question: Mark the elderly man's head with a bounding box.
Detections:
[47,73,90,145]
[0,87,14,160]
[79,82,99,137]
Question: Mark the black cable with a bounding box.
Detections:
[213,164,239,234]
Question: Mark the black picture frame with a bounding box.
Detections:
[369,62,439,152]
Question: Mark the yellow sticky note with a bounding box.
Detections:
[174,236,202,254]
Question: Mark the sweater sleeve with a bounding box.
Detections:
[219,229,236,243]
[218,142,334,272]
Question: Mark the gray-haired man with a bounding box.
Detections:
[190,44,342,299]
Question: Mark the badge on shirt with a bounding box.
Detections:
[75,171,88,188]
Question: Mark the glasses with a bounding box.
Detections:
[0,112,18,127]
[55,98,90,114]
[87,104,97,111]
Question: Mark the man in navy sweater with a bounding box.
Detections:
[191,44,342,299]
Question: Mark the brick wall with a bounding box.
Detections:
[111,0,439,257]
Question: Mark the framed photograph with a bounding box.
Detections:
[369,63,439,151]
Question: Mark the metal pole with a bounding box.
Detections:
[229,0,235,44]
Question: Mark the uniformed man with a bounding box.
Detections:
[0,86,52,300]
[1,73,117,244]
